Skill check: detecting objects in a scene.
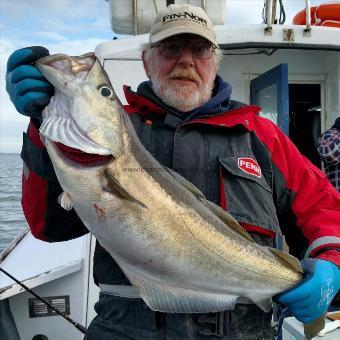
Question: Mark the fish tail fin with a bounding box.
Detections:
[304,314,326,339]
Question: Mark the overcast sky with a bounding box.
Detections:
[0,0,326,153]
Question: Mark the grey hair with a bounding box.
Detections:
[140,42,154,63]
[140,41,223,65]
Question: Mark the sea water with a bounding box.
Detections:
[0,153,27,252]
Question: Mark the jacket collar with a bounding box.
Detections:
[123,85,260,131]
[182,106,261,131]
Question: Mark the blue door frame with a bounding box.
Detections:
[250,64,289,135]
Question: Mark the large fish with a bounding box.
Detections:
[36,53,323,338]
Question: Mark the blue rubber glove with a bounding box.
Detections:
[6,46,53,117]
[277,259,340,323]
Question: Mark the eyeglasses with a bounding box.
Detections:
[153,40,216,60]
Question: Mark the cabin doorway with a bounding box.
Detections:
[288,84,322,169]
[250,65,322,169]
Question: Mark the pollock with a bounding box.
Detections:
[36,53,323,339]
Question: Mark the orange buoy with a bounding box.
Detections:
[316,2,340,22]
[292,2,340,27]
[319,20,340,28]
[292,6,317,25]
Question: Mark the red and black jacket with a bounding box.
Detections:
[21,85,340,288]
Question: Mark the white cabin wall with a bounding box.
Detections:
[9,271,85,340]
[218,49,339,130]
[218,49,330,102]
[324,53,340,129]
[104,60,147,104]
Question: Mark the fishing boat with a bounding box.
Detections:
[1,1,339,339]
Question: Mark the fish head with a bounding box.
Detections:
[36,53,96,95]
[36,53,126,158]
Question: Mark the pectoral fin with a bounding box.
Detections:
[102,168,146,208]
[58,192,73,211]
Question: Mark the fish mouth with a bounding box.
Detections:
[37,52,96,76]
[54,142,113,166]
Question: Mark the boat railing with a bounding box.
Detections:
[264,0,312,36]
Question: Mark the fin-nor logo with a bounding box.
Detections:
[163,12,207,26]
[238,158,262,178]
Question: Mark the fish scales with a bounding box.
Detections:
[104,150,298,289]
[112,139,300,286]
[35,53,324,339]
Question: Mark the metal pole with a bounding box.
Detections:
[304,0,312,36]
[265,0,273,35]
[305,0,311,28]
[0,267,88,335]
[201,0,206,11]
[267,0,273,25]
[272,0,277,24]
[133,0,138,36]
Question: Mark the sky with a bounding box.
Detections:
[0,0,326,153]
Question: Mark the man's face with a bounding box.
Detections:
[143,34,219,112]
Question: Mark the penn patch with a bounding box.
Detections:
[238,158,262,178]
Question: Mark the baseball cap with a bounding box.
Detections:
[149,4,218,48]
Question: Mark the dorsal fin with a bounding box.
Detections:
[162,165,253,243]
[162,165,206,198]
[270,247,303,273]
[200,198,255,243]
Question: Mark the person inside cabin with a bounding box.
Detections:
[6,4,340,340]
[316,116,340,309]
[317,117,340,193]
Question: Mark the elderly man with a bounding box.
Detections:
[6,4,340,340]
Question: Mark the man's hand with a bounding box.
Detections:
[277,259,340,323]
[6,46,53,117]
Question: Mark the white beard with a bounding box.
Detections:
[151,68,214,112]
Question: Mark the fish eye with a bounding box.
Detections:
[99,86,114,99]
